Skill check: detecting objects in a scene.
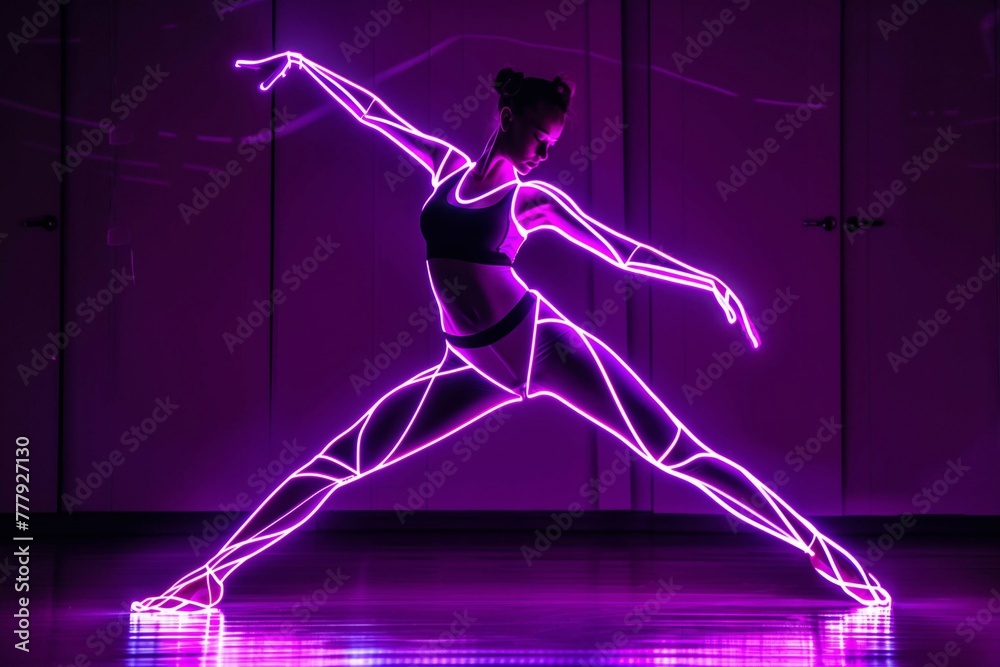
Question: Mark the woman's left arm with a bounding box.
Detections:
[514,180,760,348]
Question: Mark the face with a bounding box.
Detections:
[498,102,565,175]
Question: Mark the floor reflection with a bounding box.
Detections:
[124,605,896,666]
[30,531,1000,667]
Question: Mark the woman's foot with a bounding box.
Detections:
[807,534,891,607]
[130,566,224,613]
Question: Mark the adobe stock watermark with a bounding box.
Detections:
[62,396,180,514]
[547,295,630,363]
[339,0,416,63]
[179,106,296,224]
[859,458,971,568]
[886,254,997,373]
[61,397,180,513]
[385,102,624,193]
[716,83,833,202]
[394,409,513,524]
[52,64,170,182]
[545,243,670,364]
[384,73,496,192]
[520,449,635,566]
[17,266,135,386]
[544,0,586,31]
[877,0,931,41]
[7,0,70,54]
[348,275,468,394]
[212,0,251,21]
[681,287,799,404]
[0,555,16,586]
[188,437,307,556]
[846,125,961,244]
[414,610,478,654]
[922,588,1000,667]
[671,0,752,73]
[54,599,136,667]
[727,415,842,534]
[279,566,351,634]
[222,235,341,353]
[412,114,624,190]
[551,115,627,188]
[583,576,683,666]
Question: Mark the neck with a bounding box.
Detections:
[471,128,518,187]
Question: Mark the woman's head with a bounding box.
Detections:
[492,67,573,175]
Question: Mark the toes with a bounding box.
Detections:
[130,596,162,612]
[130,595,215,614]
[809,535,892,607]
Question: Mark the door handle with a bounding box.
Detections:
[24,215,58,231]
[802,216,837,231]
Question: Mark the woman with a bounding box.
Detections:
[131,52,890,613]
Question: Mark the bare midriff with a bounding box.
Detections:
[426,257,529,336]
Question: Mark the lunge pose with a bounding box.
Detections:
[131,52,890,613]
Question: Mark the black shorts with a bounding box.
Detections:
[442,290,537,349]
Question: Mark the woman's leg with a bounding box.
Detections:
[132,347,524,613]
[523,294,890,606]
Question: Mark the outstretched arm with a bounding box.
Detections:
[514,180,760,348]
[235,51,471,187]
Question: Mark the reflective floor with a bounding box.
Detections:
[9,529,1000,666]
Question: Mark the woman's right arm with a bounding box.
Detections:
[513,180,760,348]
[235,52,471,187]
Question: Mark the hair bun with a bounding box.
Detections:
[551,75,574,107]
[493,68,524,99]
[491,68,573,114]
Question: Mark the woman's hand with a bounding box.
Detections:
[712,279,761,349]
[234,51,306,91]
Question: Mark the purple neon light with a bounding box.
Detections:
[129,52,887,614]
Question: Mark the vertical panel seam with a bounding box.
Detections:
[268,0,277,452]
[56,0,68,513]
[839,0,847,516]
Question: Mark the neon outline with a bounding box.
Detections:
[129,52,887,614]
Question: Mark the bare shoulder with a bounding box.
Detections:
[513,180,559,216]
[434,149,473,185]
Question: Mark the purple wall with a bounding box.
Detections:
[2,0,997,516]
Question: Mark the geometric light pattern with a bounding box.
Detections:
[128,52,889,613]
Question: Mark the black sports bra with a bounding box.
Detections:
[419,166,518,266]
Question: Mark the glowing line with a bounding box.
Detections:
[236,52,473,188]
[131,52,885,613]
[453,164,517,204]
[131,355,524,614]
[522,294,888,606]
[235,52,758,349]
[376,351,453,467]
[513,180,759,348]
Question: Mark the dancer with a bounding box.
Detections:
[131,52,890,613]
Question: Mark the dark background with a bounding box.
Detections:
[2,0,997,520]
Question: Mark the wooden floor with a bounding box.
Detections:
[10,529,1000,666]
